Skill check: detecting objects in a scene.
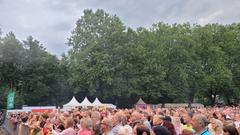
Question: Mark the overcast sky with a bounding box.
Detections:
[0,0,240,57]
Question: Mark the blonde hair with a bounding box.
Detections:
[118,125,133,135]
[80,117,92,129]
[172,117,181,127]
[210,118,223,134]
[65,117,74,129]
[153,115,163,126]
[101,118,113,128]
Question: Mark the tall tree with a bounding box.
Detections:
[0,32,26,108]
[67,9,129,103]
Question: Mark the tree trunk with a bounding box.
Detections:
[225,94,231,105]
[209,85,215,107]
[188,98,192,108]
[188,91,194,108]
[188,83,196,108]
[161,103,165,108]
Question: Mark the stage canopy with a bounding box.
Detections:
[92,98,103,106]
[103,103,116,109]
[79,97,93,107]
[63,96,81,109]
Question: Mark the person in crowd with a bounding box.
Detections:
[101,117,114,135]
[41,118,52,135]
[54,117,65,132]
[91,111,101,135]
[81,110,90,118]
[208,118,223,135]
[117,125,133,135]
[0,111,3,122]
[181,111,195,134]
[162,116,176,135]
[234,113,240,134]
[49,112,57,124]
[135,124,151,135]
[78,117,92,135]
[191,114,211,135]
[129,111,143,128]
[172,116,183,135]
[120,114,128,126]
[224,120,236,127]
[52,117,76,135]
[223,125,239,135]
[152,114,171,135]
[181,129,195,135]
[142,112,152,130]
[111,112,123,134]
[29,114,41,135]
[5,106,240,135]
[18,114,29,135]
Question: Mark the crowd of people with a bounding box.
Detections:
[6,106,240,135]
[0,111,3,123]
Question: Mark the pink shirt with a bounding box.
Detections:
[78,128,92,135]
[52,127,76,135]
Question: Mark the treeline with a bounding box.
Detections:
[0,9,240,108]
[0,33,73,108]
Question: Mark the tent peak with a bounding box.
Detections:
[136,98,146,105]
[63,96,81,109]
[80,97,93,106]
[92,97,103,106]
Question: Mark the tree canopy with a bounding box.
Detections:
[0,9,240,108]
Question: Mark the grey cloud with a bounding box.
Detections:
[52,20,73,31]
[29,28,71,56]
[1,0,240,57]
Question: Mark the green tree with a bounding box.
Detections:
[194,24,234,106]
[22,36,68,105]
[0,32,26,108]
[67,9,129,104]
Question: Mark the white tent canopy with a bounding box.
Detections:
[135,98,146,105]
[63,96,81,109]
[103,104,116,109]
[92,98,103,106]
[79,97,93,106]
